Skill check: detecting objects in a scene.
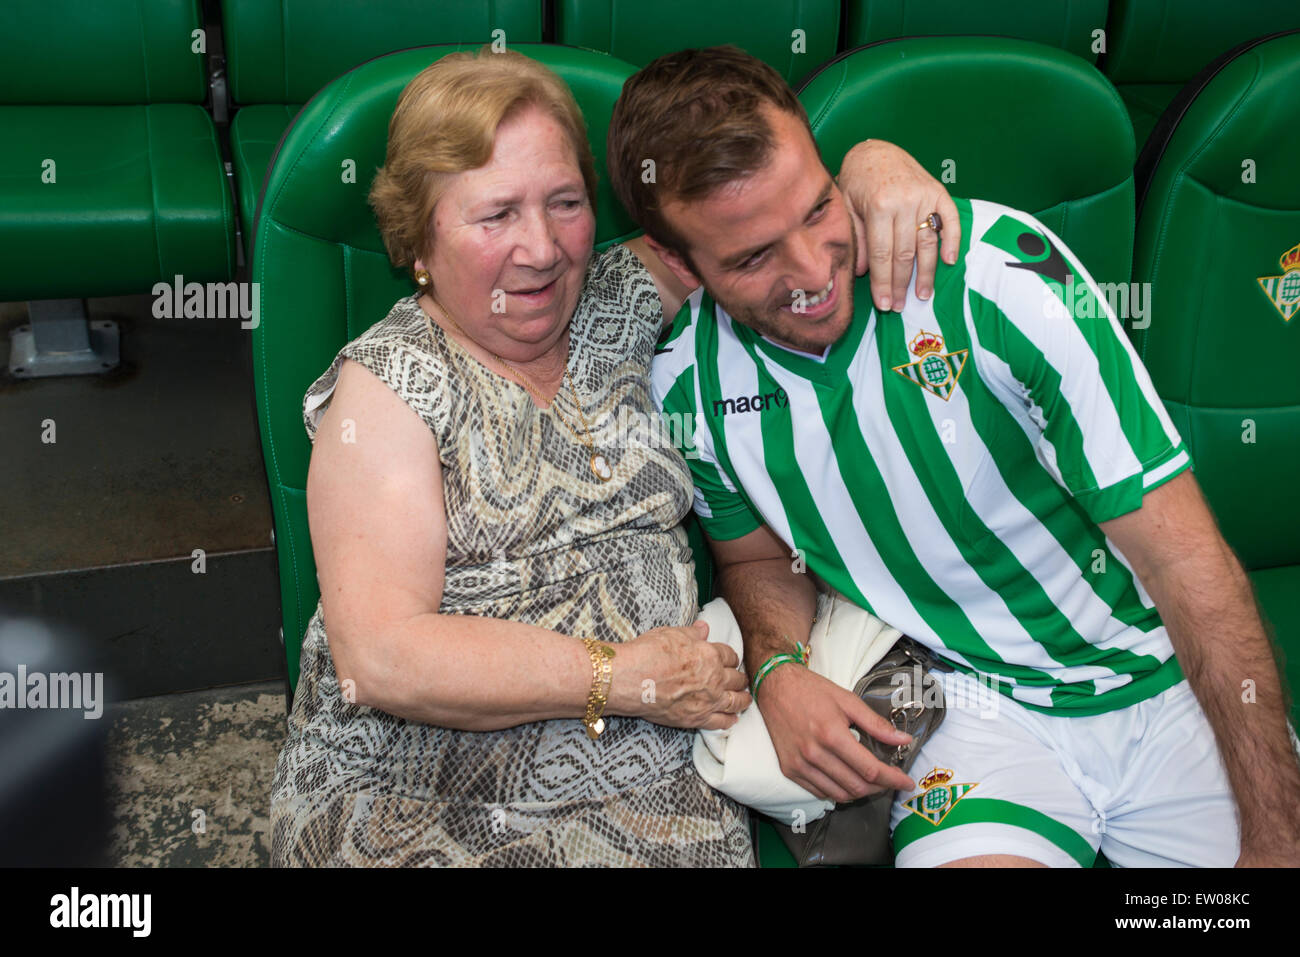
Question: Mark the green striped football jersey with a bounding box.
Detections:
[651,197,1190,715]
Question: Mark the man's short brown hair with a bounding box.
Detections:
[607,45,817,262]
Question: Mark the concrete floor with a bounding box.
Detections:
[0,296,273,580]
[105,681,285,867]
[1,295,285,700]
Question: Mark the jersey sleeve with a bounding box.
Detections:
[683,433,764,541]
[651,297,764,541]
[967,206,1190,525]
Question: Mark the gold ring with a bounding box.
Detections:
[917,212,941,232]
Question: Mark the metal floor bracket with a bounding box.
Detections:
[8,299,120,378]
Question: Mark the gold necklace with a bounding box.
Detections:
[424,298,614,483]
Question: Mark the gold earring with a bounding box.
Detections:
[415,269,430,287]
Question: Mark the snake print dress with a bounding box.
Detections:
[269,245,755,867]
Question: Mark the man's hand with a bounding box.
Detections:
[758,662,915,802]
[835,139,960,312]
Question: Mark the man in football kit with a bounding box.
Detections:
[607,47,1300,866]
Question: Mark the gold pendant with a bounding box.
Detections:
[590,453,613,482]
[586,717,605,739]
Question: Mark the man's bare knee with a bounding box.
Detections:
[938,854,1048,868]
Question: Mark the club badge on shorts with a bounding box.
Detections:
[903,767,979,826]
[893,331,969,401]
[1257,241,1300,323]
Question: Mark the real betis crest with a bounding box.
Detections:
[903,767,979,826]
[1257,241,1300,323]
[892,331,969,401]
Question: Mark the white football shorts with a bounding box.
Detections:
[886,670,1294,867]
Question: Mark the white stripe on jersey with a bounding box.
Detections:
[1144,449,1191,488]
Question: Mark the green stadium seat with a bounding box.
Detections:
[555,0,839,85]
[844,0,1108,62]
[250,43,640,692]
[0,0,234,301]
[1102,0,1300,150]
[224,0,544,256]
[1131,29,1300,728]
[799,35,1136,289]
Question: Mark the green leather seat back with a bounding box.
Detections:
[845,0,1108,62]
[799,36,1136,289]
[251,44,640,690]
[0,0,206,104]
[224,0,543,105]
[1130,30,1300,724]
[1103,0,1300,149]
[223,0,543,249]
[556,0,839,85]
[0,0,233,298]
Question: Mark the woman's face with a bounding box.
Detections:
[416,103,596,365]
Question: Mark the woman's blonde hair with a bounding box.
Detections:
[370,46,598,272]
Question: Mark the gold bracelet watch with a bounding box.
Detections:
[582,637,615,739]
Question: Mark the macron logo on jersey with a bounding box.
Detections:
[711,386,789,418]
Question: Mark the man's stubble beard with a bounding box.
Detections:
[704,222,858,355]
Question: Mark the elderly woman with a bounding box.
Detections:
[270,47,953,867]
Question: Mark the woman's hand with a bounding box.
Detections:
[610,621,752,731]
[835,139,961,312]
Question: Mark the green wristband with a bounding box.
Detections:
[751,653,801,698]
